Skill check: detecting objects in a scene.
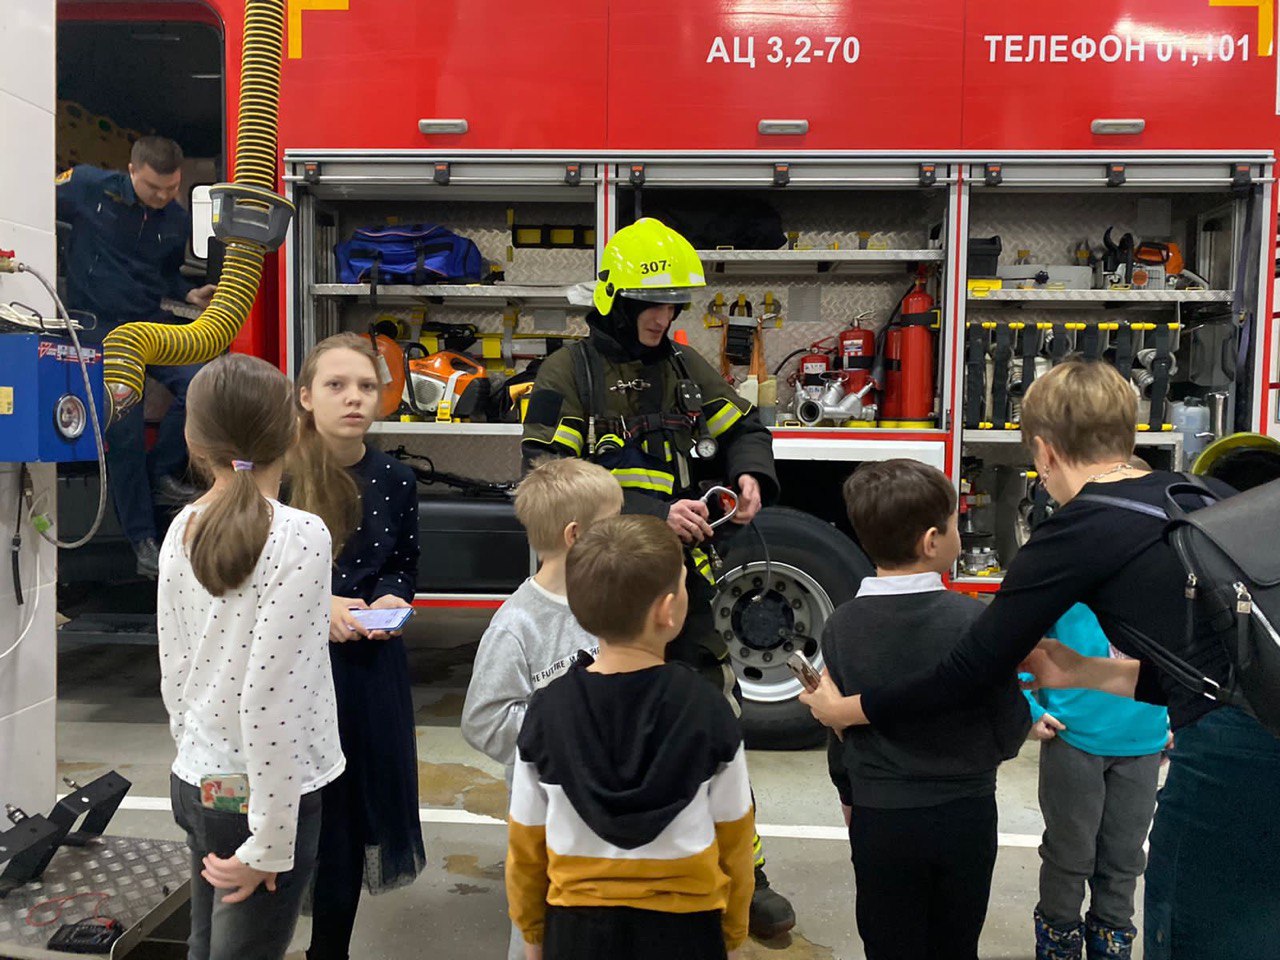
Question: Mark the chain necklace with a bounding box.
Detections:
[1085,462,1139,484]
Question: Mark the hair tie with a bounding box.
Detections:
[232,460,254,472]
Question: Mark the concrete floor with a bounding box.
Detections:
[52,611,1150,959]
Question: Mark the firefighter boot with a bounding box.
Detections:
[1084,916,1136,960]
[153,474,199,507]
[133,537,160,579]
[1035,909,1084,960]
[749,863,796,940]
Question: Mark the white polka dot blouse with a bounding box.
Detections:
[157,500,346,873]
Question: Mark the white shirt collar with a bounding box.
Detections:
[528,577,569,606]
[855,571,947,598]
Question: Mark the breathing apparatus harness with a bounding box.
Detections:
[568,337,772,598]
[568,338,718,462]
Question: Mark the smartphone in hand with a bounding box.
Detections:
[787,651,822,693]
[347,606,414,632]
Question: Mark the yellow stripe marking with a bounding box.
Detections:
[287,0,349,60]
[1209,0,1273,56]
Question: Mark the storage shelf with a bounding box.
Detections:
[697,248,944,276]
[370,421,948,444]
[369,421,523,436]
[967,288,1231,304]
[770,425,947,436]
[772,433,947,470]
[952,574,1005,588]
[963,429,1184,446]
[312,283,582,306]
[372,423,1185,452]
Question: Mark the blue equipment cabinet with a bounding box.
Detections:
[0,333,104,463]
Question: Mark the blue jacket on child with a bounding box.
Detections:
[1024,603,1169,757]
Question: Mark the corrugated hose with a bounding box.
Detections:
[103,0,290,421]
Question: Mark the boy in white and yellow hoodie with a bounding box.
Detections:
[506,515,755,960]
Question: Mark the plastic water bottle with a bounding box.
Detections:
[1171,398,1212,465]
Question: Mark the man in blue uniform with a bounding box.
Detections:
[57,136,215,577]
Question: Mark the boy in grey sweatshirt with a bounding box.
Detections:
[462,459,623,960]
[462,458,623,779]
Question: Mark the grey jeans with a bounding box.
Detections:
[1037,737,1161,929]
[171,775,322,960]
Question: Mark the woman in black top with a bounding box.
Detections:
[802,360,1280,960]
[290,333,425,960]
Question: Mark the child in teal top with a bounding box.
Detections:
[1026,603,1169,960]
[1024,603,1169,757]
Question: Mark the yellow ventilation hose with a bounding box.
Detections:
[103,0,290,422]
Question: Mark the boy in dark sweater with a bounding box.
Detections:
[824,459,1030,960]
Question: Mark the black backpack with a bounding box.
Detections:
[1077,477,1280,737]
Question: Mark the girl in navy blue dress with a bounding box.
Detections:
[290,333,425,960]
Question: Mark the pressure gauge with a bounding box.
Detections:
[54,394,87,440]
[695,436,718,459]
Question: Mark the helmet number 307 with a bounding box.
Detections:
[639,259,670,275]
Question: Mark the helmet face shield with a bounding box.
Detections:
[618,287,695,305]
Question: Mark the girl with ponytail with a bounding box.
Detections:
[288,333,425,960]
[158,353,344,960]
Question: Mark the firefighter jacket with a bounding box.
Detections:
[521,312,779,520]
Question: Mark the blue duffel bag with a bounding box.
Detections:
[334,224,486,284]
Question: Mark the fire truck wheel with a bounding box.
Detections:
[711,506,873,750]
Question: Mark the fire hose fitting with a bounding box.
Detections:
[102,0,291,423]
[1131,348,1177,398]
[796,374,878,426]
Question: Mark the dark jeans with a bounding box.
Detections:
[106,361,201,544]
[1143,707,1280,959]
[171,775,321,960]
[543,905,726,960]
[1037,738,1160,929]
[849,794,998,960]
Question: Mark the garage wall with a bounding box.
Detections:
[0,0,59,815]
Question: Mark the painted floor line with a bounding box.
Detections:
[106,796,1044,847]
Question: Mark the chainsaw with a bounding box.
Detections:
[401,345,491,422]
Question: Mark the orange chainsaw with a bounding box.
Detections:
[1134,241,1185,277]
[400,344,491,421]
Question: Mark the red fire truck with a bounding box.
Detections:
[55,0,1280,747]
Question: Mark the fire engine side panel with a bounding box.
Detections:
[59,1,273,361]
[276,1,608,150]
[961,0,1280,150]
[605,1,965,149]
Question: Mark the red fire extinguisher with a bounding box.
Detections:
[798,349,833,401]
[838,319,877,396]
[881,266,937,423]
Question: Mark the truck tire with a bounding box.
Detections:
[712,506,873,750]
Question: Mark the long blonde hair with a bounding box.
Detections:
[184,354,297,596]
[287,332,379,555]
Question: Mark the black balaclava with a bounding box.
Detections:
[588,296,686,364]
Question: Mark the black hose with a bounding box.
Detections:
[747,517,772,605]
[390,446,517,498]
[772,348,811,376]
[10,467,23,606]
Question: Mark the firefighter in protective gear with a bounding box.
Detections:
[522,218,795,939]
